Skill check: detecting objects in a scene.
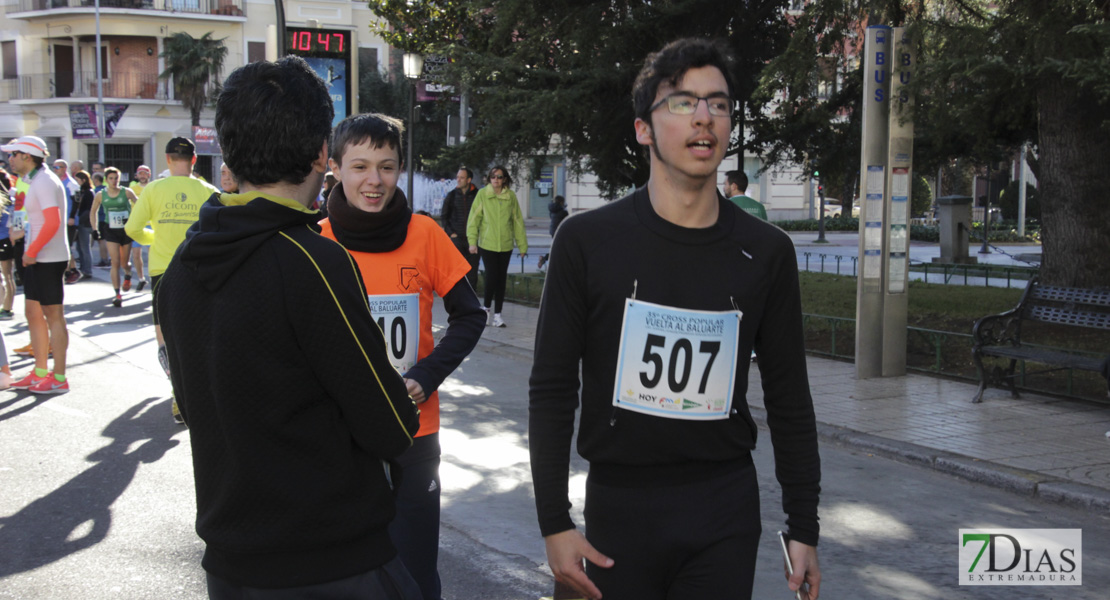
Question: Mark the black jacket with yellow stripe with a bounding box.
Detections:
[156,191,419,588]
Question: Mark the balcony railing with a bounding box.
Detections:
[11,0,245,17]
[6,70,167,101]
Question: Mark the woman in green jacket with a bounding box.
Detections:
[466,166,527,327]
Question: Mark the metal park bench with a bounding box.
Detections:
[971,277,1110,402]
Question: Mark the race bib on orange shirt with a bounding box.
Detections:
[368,293,420,372]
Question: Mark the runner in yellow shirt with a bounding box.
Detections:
[125,138,217,422]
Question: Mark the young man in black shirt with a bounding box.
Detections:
[529,38,822,600]
[157,57,421,599]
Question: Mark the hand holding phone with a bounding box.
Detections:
[778,531,809,600]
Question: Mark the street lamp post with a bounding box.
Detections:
[402,52,424,208]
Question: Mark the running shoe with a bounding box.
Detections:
[172,398,185,425]
[96,260,110,267]
[492,313,506,328]
[64,270,81,285]
[122,274,132,292]
[29,374,69,394]
[0,309,14,320]
[12,343,52,358]
[112,295,122,308]
[136,279,147,292]
[10,371,49,390]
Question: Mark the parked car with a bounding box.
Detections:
[822,198,859,218]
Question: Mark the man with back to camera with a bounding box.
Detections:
[155,56,422,599]
[528,38,822,600]
[440,167,480,288]
[725,169,767,221]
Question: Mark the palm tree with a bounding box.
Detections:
[159,32,228,127]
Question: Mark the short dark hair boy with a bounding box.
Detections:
[157,56,421,598]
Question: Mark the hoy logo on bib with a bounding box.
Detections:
[613,299,741,420]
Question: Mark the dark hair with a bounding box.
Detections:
[458,167,472,180]
[103,166,121,181]
[216,57,334,186]
[488,166,511,186]
[330,112,403,167]
[75,170,92,191]
[725,170,748,191]
[554,195,566,206]
[632,38,738,124]
[92,172,104,185]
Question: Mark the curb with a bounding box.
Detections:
[473,336,534,363]
[748,406,1110,515]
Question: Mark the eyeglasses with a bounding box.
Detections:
[650,92,734,117]
[490,175,505,180]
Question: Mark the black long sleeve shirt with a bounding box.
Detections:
[528,187,821,545]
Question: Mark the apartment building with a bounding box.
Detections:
[0,0,388,181]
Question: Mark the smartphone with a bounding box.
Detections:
[778,530,806,600]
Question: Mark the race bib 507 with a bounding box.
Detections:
[612,299,741,420]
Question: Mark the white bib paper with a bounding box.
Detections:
[108,210,128,229]
[612,299,741,420]
[368,293,420,373]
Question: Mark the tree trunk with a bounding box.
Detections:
[1036,76,1110,288]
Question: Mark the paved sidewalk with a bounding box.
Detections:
[455,300,1110,513]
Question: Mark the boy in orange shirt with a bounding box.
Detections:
[319,113,485,600]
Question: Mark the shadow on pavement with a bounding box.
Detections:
[0,395,183,578]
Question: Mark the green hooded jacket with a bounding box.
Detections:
[466,185,528,253]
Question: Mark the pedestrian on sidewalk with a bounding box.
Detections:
[529,38,822,600]
[537,194,568,271]
[3,136,72,394]
[156,57,422,599]
[725,170,766,221]
[466,166,527,328]
[320,112,486,600]
[440,167,479,288]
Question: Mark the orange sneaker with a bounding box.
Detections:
[12,344,52,358]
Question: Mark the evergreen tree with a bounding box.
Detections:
[752,0,1110,286]
[368,0,793,199]
[159,32,228,127]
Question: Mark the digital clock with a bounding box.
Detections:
[288,29,349,57]
[286,27,354,127]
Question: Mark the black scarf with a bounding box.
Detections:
[325,183,411,253]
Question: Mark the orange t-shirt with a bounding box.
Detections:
[319,214,472,437]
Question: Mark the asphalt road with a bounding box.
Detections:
[1,285,1106,599]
